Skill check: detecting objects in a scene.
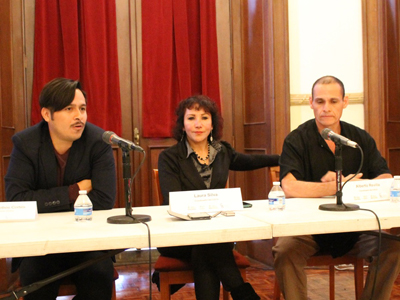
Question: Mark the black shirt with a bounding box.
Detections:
[279,119,390,257]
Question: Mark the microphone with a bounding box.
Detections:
[321,128,358,148]
[102,131,144,152]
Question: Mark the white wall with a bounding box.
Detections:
[288,0,364,130]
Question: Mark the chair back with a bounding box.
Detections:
[152,169,163,206]
[269,166,280,186]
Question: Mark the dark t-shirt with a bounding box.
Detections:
[279,119,390,257]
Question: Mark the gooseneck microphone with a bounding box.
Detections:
[102,131,144,152]
[321,128,358,148]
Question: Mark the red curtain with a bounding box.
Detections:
[142,0,221,138]
[31,0,122,135]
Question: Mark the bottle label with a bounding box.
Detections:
[74,207,93,216]
[269,197,285,207]
[391,190,400,197]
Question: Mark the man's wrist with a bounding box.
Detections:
[68,183,80,203]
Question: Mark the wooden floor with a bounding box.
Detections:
[56,249,400,300]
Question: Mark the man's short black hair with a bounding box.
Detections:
[39,78,86,114]
[311,75,345,99]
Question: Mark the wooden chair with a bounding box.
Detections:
[269,165,280,184]
[152,169,250,300]
[269,166,364,300]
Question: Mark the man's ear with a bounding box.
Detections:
[41,107,51,122]
[343,95,349,108]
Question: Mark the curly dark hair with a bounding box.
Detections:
[172,95,223,142]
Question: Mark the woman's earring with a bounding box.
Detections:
[209,130,213,142]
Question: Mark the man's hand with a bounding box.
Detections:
[321,171,363,183]
[320,171,337,182]
[343,173,363,182]
[77,179,92,193]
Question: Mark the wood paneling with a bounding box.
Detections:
[0,0,12,203]
[383,1,400,175]
[232,0,289,201]
[362,0,400,175]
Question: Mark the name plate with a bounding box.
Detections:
[0,201,38,221]
[169,188,243,214]
[342,178,393,203]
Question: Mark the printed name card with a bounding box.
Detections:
[342,178,393,203]
[0,201,38,221]
[169,188,243,214]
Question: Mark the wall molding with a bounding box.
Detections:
[290,92,364,106]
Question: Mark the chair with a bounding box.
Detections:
[269,165,280,183]
[269,166,364,300]
[152,169,250,300]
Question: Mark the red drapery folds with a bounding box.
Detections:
[31,0,122,135]
[142,0,221,138]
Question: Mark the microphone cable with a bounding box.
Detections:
[127,151,153,300]
[341,144,364,190]
[341,145,381,299]
[357,208,382,300]
[135,219,152,300]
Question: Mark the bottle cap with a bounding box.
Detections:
[273,181,280,185]
[79,190,87,195]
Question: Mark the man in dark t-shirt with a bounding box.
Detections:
[273,75,400,300]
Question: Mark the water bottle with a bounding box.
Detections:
[390,176,400,203]
[74,190,93,221]
[268,181,285,211]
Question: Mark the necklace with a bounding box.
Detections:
[195,144,210,162]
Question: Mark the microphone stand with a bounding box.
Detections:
[319,142,359,211]
[107,147,151,224]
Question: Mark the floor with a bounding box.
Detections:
[55,248,400,300]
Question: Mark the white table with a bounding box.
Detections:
[3,198,400,259]
[239,198,400,237]
[0,205,272,259]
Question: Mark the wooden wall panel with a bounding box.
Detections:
[0,0,12,203]
[242,0,267,125]
[362,0,385,152]
[389,148,400,176]
[232,0,289,202]
[384,0,400,175]
[363,0,400,175]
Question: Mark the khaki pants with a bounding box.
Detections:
[273,233,400,300]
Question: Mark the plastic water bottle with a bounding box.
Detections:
[390,176,400,203]
[74,190,93,221]
[268,182,285,211]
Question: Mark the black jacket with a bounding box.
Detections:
[158,140,279,205]
[5,120,116,212]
